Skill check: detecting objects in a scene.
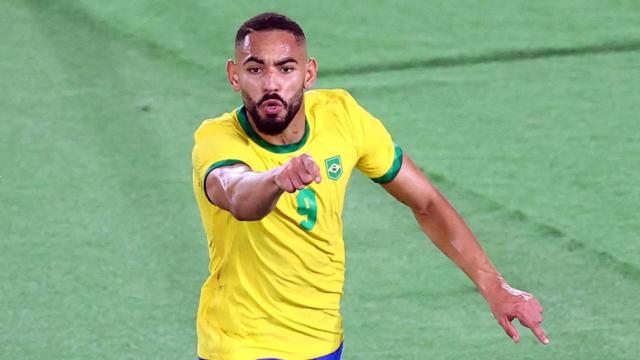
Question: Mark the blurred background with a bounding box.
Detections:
[2,1,639,358]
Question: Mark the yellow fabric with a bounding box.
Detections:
[192,89,398,359]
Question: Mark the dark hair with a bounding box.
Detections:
[235,12,305,46]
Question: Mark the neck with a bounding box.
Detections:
[246,104,306,146]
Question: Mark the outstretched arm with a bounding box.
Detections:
[205,154,321,221]
[382,154,549,344]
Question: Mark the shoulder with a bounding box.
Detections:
[305,88,359,110]
[305,89,367,132]
[306,88,376,132]
[305,88,366,117]
[194,108,246,145]
[192,108,251,164]
[191,108,252,169]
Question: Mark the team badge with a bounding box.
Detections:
[325,155,343,181]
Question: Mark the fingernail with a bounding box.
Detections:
[543,338,550,344]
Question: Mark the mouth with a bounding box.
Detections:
[261,99,285,116]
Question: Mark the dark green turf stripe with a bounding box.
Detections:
[428,172,640,282]
[321,40,640,77]
[51,2,640,83]
[28,0,215,77]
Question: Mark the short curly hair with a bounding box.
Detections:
[235,12,306,46]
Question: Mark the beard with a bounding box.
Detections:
[243,89,304,136]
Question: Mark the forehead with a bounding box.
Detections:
[235,30,307,61]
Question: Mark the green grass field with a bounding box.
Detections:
[2,1,639,359]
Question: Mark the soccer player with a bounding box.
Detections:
[192,12,548,360]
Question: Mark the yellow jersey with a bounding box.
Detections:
[192,89,403,359]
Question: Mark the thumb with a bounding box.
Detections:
[498,317,521,343]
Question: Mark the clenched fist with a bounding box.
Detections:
[273,153,322,193]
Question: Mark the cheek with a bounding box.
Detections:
[241,89,258,108]
[283,73,306,92]
[238,79,261,97]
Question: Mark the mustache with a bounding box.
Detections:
[258,93,287,107]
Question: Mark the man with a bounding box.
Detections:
[192,12,548,360]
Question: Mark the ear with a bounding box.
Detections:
[303,58,318,89]
[227,59,241,92]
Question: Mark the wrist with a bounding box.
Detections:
[267,167,285,192]
[477,272,507,301]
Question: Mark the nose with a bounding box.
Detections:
[263,69,280,93]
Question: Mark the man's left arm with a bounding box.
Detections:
[382,153,550,344]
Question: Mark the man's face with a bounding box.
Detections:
[228,30,315,135]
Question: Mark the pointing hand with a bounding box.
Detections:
[488,284,549,344]
[273,153,322,193]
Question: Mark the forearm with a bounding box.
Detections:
[383,155,548,343]
[206,154,321,221]
[207,166,284,221]
[413,192,504,298]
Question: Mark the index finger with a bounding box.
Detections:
[300,155,322,183]
[529,322,550,345]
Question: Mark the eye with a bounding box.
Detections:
[247,67,261,74]
[280,66,295,74]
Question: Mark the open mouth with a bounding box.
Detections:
[261,99,284,115]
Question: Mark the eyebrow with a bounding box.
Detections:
[275,57,298,66]
[242,56,264,65]
[242,56,298,66]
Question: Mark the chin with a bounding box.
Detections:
[261,113,286,123]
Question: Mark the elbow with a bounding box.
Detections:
[411,197,433,218]
[233,213,265,222]
[410,187,444,218]
[229,205,268,222]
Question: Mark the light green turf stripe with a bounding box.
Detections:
[372,144,404,184]
[202,159,246,204]
[236,106,309,153]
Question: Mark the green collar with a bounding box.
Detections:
[236,106,310,153]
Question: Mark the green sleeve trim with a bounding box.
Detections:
[202,159,247,204]
[372,144,404,184]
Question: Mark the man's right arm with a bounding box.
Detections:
[205,153,322,221]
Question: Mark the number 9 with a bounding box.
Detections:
[296,188,317,231]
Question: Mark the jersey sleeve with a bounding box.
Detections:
[341,90,403,183]
[192,117,250,202]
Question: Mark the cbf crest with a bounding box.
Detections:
[324,155,343,181]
